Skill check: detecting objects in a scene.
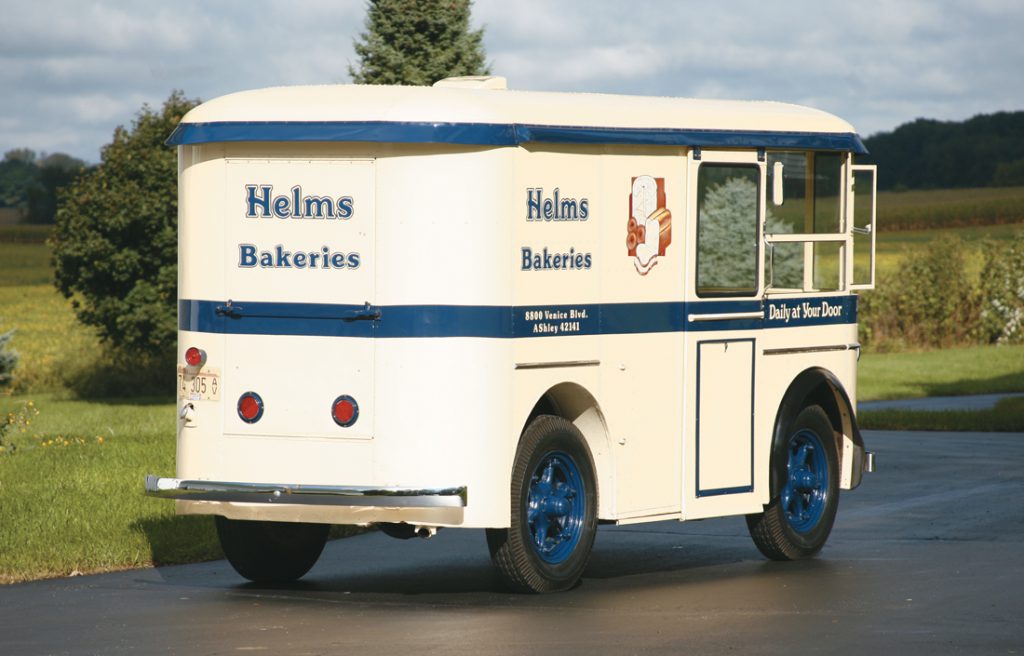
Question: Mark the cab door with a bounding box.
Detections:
[682,149,765,520]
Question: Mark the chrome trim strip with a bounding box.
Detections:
[514,359,600,370]
[763,343,861,356]
[145,475,467,508]
[688,311,764,322]
[763,233,849,243]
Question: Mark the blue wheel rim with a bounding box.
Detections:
[781,429,829,534]
[526,451,586,564]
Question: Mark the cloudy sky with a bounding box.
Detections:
[2,0,1022,163]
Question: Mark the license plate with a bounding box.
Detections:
[177,366,221,401]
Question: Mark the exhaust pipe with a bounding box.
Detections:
[378,522,439,540]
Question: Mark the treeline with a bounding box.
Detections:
[862,111,1024,191]
[0,149,88,224]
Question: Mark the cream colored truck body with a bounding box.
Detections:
[148,78,876,534]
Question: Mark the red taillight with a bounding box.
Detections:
[184,347,206,367]
[331,395,359,427]
[237,392,264,423]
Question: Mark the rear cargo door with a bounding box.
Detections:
[222,158,376,439]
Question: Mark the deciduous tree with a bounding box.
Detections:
[51,91,198,356]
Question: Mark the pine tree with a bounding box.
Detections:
[697,176,800,290]
[349,0,489,85]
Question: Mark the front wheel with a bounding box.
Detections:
[746,405,839,560]
[215,517,329,583]
[486,415,598,593]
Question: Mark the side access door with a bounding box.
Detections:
[682,149,765,520]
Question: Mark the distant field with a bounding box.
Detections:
[0,224,51,244]
[878,185,1024,231]
[0,239,103,394]
[874,187,1024,277]
[875,221,1023,278]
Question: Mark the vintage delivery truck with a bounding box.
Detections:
[146,76,876,592]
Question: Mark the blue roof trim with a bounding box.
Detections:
[179,296,856,339]
[517,125,868,154]
[166,121,868,154]
[166,121,519,147]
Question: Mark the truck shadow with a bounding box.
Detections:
[142,522,762,597]
[134,515,222,567]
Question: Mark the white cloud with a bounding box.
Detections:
[1,0,1022,161]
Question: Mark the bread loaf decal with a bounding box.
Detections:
[627,175,671,275]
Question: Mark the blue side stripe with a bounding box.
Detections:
[179,297,857,339]
[166,121,868,154]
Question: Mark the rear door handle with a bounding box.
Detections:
[215,300,244,318]
[341,302,381,322]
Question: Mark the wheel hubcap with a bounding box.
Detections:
[526,451,586,564]
[781,429,829,534]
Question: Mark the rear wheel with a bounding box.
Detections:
[746,405,839,560]
[215,517,329,583]
[487,415,598,593]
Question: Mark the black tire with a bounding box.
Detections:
[486,415,598,593]
[215,517,329,583]
[746,405,840,560]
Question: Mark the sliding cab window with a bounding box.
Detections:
[764,151,844,292]
[696,164,760,297]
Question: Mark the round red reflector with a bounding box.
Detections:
[184,347,205,367]
[237,392,264,423]
[331,395,359,427]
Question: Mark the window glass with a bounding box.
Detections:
[764,151,847,294]
[812,241,843,291]
[767,241,803,290]
[766,151,844,234]
[766,241,844,292]
[766,152,806,233]
[852,166,876,286]
[696,165,760,297]
[814,153,843,233]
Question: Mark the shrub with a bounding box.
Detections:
[978,233,1024,344]
[0,400,37,454]
[0,323,17,389]
[51,91,198,357]
[859,236,981,350]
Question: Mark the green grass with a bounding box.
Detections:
[859,396,1024,432]
[0,394,221,583]
[858,344,1024,401]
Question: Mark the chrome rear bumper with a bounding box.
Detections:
[144,475,467,508]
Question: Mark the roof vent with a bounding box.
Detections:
[433,76,507,90]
